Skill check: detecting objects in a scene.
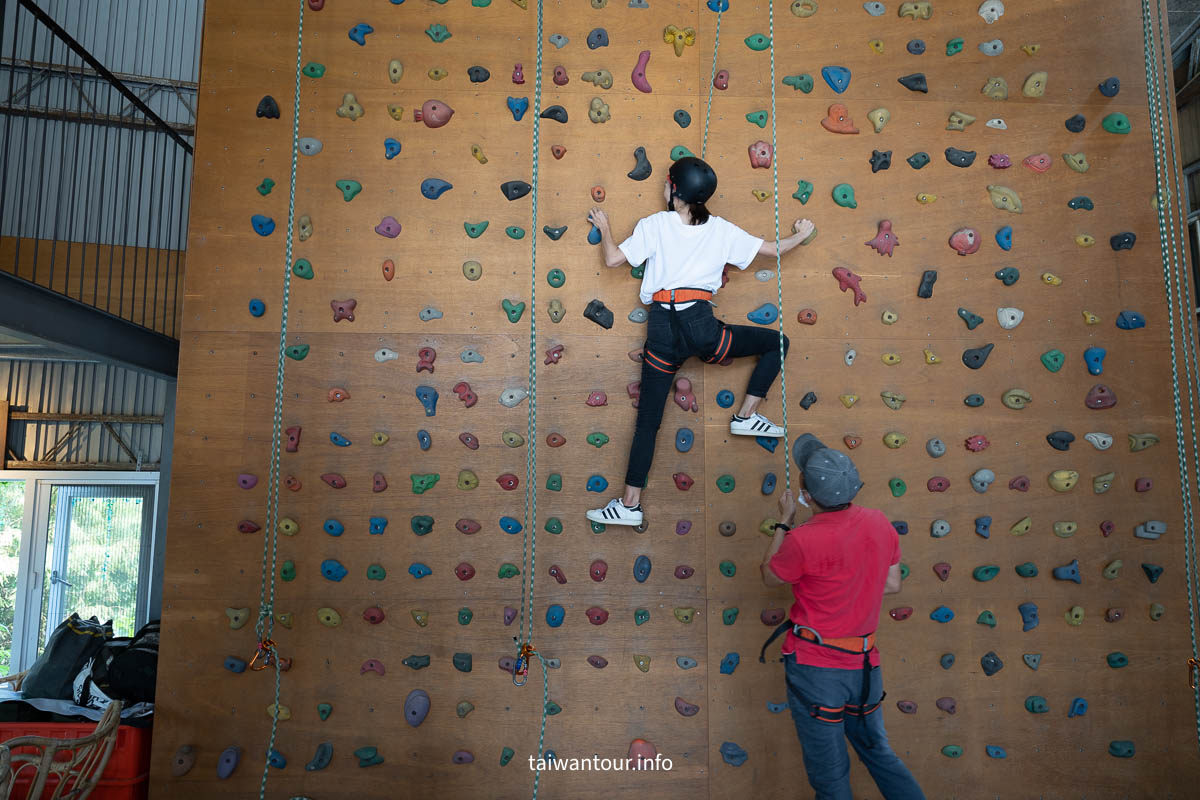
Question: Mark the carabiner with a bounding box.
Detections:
[512,642,535,686]
[248,638,277,671]
[1189,656,1199,689]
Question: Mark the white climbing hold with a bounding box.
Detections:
[1085,432,1113,450]
[996,307,1024,329]
[979,39,1004,56]
[499,388,529,408]
[863,1,886,15]
[970,468,996,493]
[986,118,1007,130]
[844,348,857,367]
[978,0,1004,24]
[374,348,399,363]
[460,349,485,363]
[754,269,774,282]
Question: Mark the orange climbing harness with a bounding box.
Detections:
[248,638,279,671]
[650,287,713,304]
[513,642,536,687]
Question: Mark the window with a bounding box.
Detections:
[0,480,25,674]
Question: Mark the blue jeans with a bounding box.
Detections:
[785,658,925,800]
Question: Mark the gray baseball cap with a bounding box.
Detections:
[792,433,863,507]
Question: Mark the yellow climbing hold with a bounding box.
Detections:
[791,0,818,17]
[881,352,901,366]
[511,0,528,8]
[387,104,404,120]
[1021,43,1040,56]
[1002,388,1032,409]
[428,67,448,81]
[1129,433,1160,451]
[1103,559,1123,579]
[278,518,299,536]
[1082,310,1100,324]
[633,654,651,672]
[372,432,390,446]
[839,394,859,408]
[276,611,293,629]
[316,607,342,627]
[1047,469,1080,492]
[1075,234,1095,247]
[868,39,884,54]
[759,517,779,534]
[388,59,403,84]
[1022,71,1048,97]
[916,192,937,204]
[1041,272,1062,286]
[267,704,291,721]
[502,431,526,447]
[946,110,975,131]
[867,108,890,133]
[986,185,1022,213]
[663,24,697,57]
[880,391,905,410]
[411,610,429,627]
[981,76,1008,100]
[457,470,479,490]
[471,144,488,164]
[336,92,365,121]
[1065,606,1085,626]
[881,310,899,325]
[1010,516,1033,536]
[883,432,908,449]
[1053,521,1078,538]
[923,348,941,364]
[751,189,770,202]
[1093,471,1115,493]
[674,607,696,624]
[1062,152,1090,173]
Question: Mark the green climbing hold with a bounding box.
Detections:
[630,262,645,279]
[335,179,362,201]
[500,747,515,766]
[634,608,650,625]
[941,745,963,758]
[280,560,296,581]
[899,563,910,580]
[505,225,526,239]
[284,344,309,361]
[302,62,326,78]
[317,703,332,720]
[425,23,452,42]
[716,474,736,493]
[292,259,314,279]
[1102,113,1131,134]
[670,145,694,161]
[464,221,489,238]
[782,74,814,93]
[1015,562,1039,578]
[472,0,492,5]
[945,37,964,56]
[722,607,739,625]
[546,473,562,492]
[977,610,997,628]
[1108,741,1135,758]
[545,517,563,534]
[410,473,440,494]
[502,299,526,323]
[744,33,770,50]
[257,178,275,196]
[888,478,906,497]
[1040,349,1065,372]
[411,515,434,535]
[498,563,520,578]
[458,607,473,625]
[590,521,605,534]
[746,110,768,128]
[719,560,736,578]
[831,183,857,208]
[1106,652,1129,668]
[793,180,814,204]
[586,432,610,448]
[545,701,562,715]
[1025,696,1049,714]
[973,565,1000,582]
[547,269,565,288]
[366,564,386,581]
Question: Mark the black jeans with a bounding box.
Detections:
[624,302,789,489]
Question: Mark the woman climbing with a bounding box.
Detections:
[585,156,816,527]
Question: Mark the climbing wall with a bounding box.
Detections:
[153,0,1200,797]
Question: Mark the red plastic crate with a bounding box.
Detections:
[0,721,151,799]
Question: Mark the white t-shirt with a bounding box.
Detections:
[619,211,764,305]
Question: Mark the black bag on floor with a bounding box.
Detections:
[20,614,113,701]
[90,620,159,705]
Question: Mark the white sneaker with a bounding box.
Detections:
[586,498,644,526]
[730,413,785,437]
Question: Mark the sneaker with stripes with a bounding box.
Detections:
[585,498,644,526]
[729,412,785,437]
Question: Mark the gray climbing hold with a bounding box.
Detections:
[674,109,691,128]
[898,73,928,93]
[926,437,946,458]
[628,308,648,323]
[961,343,994,369]
[298,137,323,156]
[549,33,569,48]
[501,180,532,201]
[917,270,937,298]
[1023,653,1041,670]
[627,147,653,180]
[978,39,1004,56]
[306,742,333,771]
[864,1,885,15]
[945,147,977,167]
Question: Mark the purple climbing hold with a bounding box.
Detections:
[453,751,475,764]
[504,607,517,626]
[405,689,431,727]
[375,216,401,238]
[237,473,258,490]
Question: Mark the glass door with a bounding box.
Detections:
[0,480,26,674]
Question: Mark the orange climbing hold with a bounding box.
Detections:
[328,387,350,402]
[820,103,860,134]
[382,259,395,281]
[551,145,566,159]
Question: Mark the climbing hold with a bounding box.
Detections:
[1085,383,1117,409]
[720,652,741,674]
[890,607,914,621]
[1046,431,1076,451]
[583,299,615,329]
[897,73,928,93]
[1052,559,1082,584]
[1015,562,1039,578]
[1063,152,1090,173]
[981,651,1004,676]
[820,104,859,135]
[941,653,956,670]
[926,437,947,457]
[961,343,994,370]
[1068,195,1095,211]
[945,37,964,56]
[1111,232,1137,251]
[1001,388,1031,410]
[928,476,951,492]
[945,147,976,168]
[970,469,995,493]
[946,110,976,131]
[1116,310,1146,329]
[821,65,852,93]
[748,140,774,169]
[981,76,1008,100]
[883,432,908,449]
[930,606,954,623]
[1129,432,1159,451]
[587,27,610,49]
[957,308,984,330]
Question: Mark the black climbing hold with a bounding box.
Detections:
[1110,232,1136,251]
[906,39,926,55]
[674,109,691,128]
[1098,76,1120,97]
[897,73,928,93]
[1142,563,1163,583]
[961,343,994,370]
[964,393,985,407]
[256,95,280,118]
[584,299,614,329]
[957,308,984,330]
[543,225,567,240]
[1068,196,1094,211]
[1046,430,1076,451]
[892,521,908,535]
[467,65,491,83]
[627,146,653,180]
[799,391,817,410]
[906,152,930,169]
[540,105,568,123]
[945,147,976,167]
[453,652,473,672]
[501,180,532,201]
[995,267,1020,286]
[1065,114,1086,132]
[980,651,1004,676]
[917,270,937,298]
[587,27,609,49]
[869,149,892,173]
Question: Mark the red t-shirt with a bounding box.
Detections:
[767,505,901,669]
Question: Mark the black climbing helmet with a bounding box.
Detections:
[668,156,717,204]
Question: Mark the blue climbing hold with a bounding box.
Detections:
[892,521,909,535]
[329,431,351,447]
[821,66,851,94]
[321,559,348,582]
[416,386,438,416]
[930,605,955,623]
[421,178,453,199]
[251,214,275,236]
[720,652,740,674]
[587,224,602,245]
[707,0,730,10]
[996,225,1012,251]
[975,516,992,538]
[417,430,431,450]
[369,516,388,535]
[719,742,748,767]
[747,303,779,325]
[907,39,926,55]
[762,472,776,495]
[716,389,735,408]
[586,475,609,492]
[507,96,529,121]
[1116,310,1146,330]
[225,656,247,673]
[268,749,287,769]
[586,27,609,49]
[755,436,778,452]
[546,605,565,628]
[766,701,787,713]
[384,138,401,159]
[1083,346,1106,375]
[348,23,373,46]
[939,653,955,670]
[676,428,694,452]
[248,299,265,317]
[1068,697,1088,718]
[323,519,344,537]
[408,562,432,579]
[634,555,652,583]
[985,746,1007,759]
[499,516,523,534]
[1018,602,1040,631]
[1052,559,1081,584]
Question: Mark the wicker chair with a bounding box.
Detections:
[0,671,123,800]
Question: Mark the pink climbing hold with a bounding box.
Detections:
[674,565,695,579]
[512,64,525,84]
[832,267,867,306]
[328,387,350,402]
[414,99,454,128]
[713,69,729,90]
[631,50,652,93]
[586,390,608,407]
[1100,520,1115,536]
[321,473,347,489]
[864,220,899,256]
[1135,477,1152,492]
[416,347,436,373]
[237,474,258,489]
[503,608,517,626]
[628,381,641,408]
[927,477,950,492]
[455,562,476,580]
[498,656,516,673]
[459,432,480,450]
[948,228,981,255]
[988,153,1012,169]
[456,519,481,534]
[628,348,644,362]
[965,434,989,452]
[748,140,773,168]
[372,473,388,493]
[676,520,692,535]
[761,608,786,626]
[552,66,569,86]
[1023,152,1052,173]
[375,216,401,238]
[361,659,386,676]
[932,563,951,581]
[1085,384,1117,409]
[1008,475,1030,491]
[544,344,564,365]
[285,425,301,452]
[674,377,697,412]
[331,299,357,322]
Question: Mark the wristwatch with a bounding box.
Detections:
[773,522,790,532]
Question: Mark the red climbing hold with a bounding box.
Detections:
[544,344,564,365]
[592,185,606,203]
[512,63,525,84]
[553,65,569,86]
[590,560,608,581]
[948,227,981,255]
[546,433,566,447]
[363,607,386,624]
[331,299,357,322]
[551,145,566,160]
[414,99,454,128]
[238,520,261,533]
[453,382,478,408]
[932,563,951,581]
[1008,475,1030,491]
[672,472,694,490]
[1135,477,1152,492]
[1085,383,1117,409]
[497,473,519,490]
[889,607,914,621]
[673,377,697,412]
[820,103,859,134]
[285,426,301,452]
[586,607,610,625]
[416,348,436,373]
[1100,520,1115,537]
[965,434,990,451]
[586,390,608,407]
[843,435,862,450]
[372,473,388,493]
[456,519,481,535]
[797,308,818,325]
[321,473,347,489]
[713,69,729,90]
[674,565,695,579]
[455,563,476,580]
[459,432,480,449]
[927,477,950,492]
[832,267,867,305]
[864,220,898,256]
[761,608,786,626]
[548,565,567,584]
[748,140,773,168]
[628,381,641,408]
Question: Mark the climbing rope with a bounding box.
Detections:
[701,3,723,159]
[252,1,305,797]
[767,0,791,493]
[1143,0,1200,737]
[515,0,551,796]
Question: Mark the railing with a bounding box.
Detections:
[0,0,201,340]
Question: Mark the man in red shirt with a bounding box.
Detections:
[760,434,924,800]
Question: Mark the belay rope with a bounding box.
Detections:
[1142,0,1200,738]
